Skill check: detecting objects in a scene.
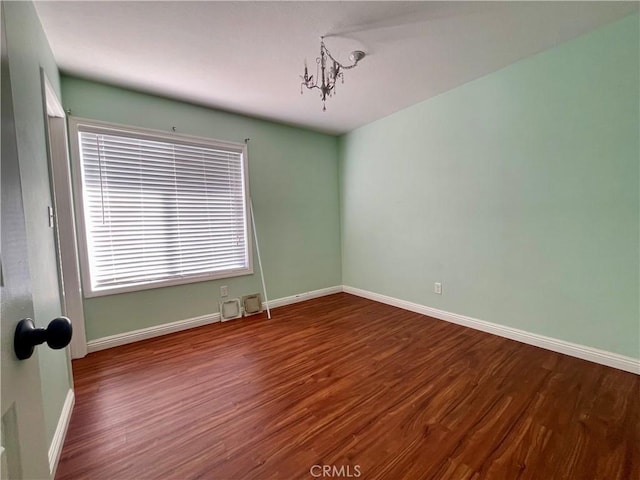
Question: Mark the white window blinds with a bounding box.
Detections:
[74,123,251,295]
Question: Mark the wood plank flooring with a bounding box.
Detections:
[56,293,640,480]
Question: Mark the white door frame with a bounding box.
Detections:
[41,70,88,358]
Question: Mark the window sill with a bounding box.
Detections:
[83,267,254,298]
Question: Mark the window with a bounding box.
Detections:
[70,118,252,297]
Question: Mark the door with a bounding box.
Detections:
[42,73,87,359]
[1,4,52,478]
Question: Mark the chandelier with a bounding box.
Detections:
[300,37,366,111]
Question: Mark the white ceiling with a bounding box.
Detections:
[34,1,637,135]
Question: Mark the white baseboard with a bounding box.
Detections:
[264,285,343,309]
[87,312,221,353]
[343,285,640,375]
[49,389,74,477]
[86,285,342,353]
[84,284,637,375]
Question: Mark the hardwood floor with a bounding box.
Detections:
[56,293,639,480]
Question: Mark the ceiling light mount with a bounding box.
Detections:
[349,50,366,63]
[300,37,366,111]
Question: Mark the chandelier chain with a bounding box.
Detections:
[321,40,359,71]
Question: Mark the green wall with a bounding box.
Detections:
[339,14,639,358]
[4,1,72,447]
[61,77,342,341]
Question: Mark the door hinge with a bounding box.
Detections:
[47,205,54,228]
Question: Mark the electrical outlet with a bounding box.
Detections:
[220,285,229,297]
[434,282,442,295]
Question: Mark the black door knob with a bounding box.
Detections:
[14,317,73,360]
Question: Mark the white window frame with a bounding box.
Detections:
[69,117,253,298]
